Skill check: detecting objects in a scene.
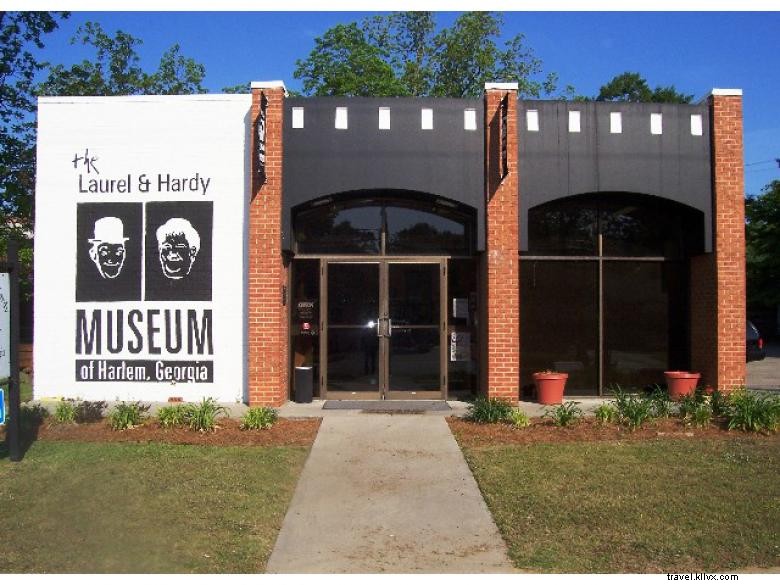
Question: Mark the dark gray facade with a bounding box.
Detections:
[517,100,713,252]
[282,97,485,251]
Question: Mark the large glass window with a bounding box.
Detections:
[522,193,697,395]
[294,193,474,256]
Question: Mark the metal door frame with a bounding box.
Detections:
[319,257,447,400]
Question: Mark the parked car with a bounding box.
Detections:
[747,320,766,362]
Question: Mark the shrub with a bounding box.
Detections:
[646,386,673,418]
[726,389,780,433]
[465,396,513,424]
[74,400,106,423]
[610,385,653,431]
[679,399,713,428]
[507,408,531,428]
[185,398,228,432]
[19,403,49,431]
[543,401,583,427]
[594,403,618,425]
[157,404,189,429]
[710,389,729,418]
[107,402,149,430]
[53,401,77,424]
[241,407,278,430]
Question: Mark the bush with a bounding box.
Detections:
[19,403,49,431]
[710,389,729,418]
[74,400,106,423]
[610,385,653,431]
[679,396,713,428]
[185,398,228,432]
[241,407,278,430]
[53,401,77,424]
[107,402,149,430]
[543,401,583,427]
[465,396,513,424]
[646,386,673,418]
[726,389,780,433]
[157,404,189,429]
[507,408,531,428]
[594,403,618,425]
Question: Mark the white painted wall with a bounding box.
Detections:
[34,95,251,403]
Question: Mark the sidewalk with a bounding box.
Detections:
[266,414,515,573]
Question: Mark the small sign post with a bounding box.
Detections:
[1,240,21,461]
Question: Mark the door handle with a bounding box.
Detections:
[387,318,392,337]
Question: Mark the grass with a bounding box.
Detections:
[0,441,309,573]
[461,437,780,573]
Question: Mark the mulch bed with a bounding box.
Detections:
[448,416,779,449]
[2,417,321,448]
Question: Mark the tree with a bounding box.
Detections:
[36,21,206,96]
[294,12,568,98]
[596,71,693,103]
[746,180,780,307]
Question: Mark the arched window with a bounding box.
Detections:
[293,192,475,256]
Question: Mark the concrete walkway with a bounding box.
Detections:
[266,414,515,573]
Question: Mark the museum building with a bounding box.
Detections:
[33,82,746,406]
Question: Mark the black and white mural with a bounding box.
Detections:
[34,94,249,402]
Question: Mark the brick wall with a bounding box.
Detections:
[484,88,520,404]
[248,86,289,406]
[710,93,746,390]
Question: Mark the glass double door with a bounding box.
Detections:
[324,260,445,400]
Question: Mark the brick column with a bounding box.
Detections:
[484,83,520,404]
[248,81,288,406]
[709,89,746,391]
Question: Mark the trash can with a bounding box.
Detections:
[294,366,314,403]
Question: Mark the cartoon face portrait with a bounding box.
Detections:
[156,218,201,280]
[88,216,129,279]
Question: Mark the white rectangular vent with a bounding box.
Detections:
[526,110,539,132]
[464,108,477,131]
[610,112,622,134]
[568,110,581,133]
[651,113,663,135]
[335,107,348,130]
[291,107,304,129]
[421,108,433,130]
[690,114,703,136]
[378,107,390,130]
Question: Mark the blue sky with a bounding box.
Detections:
[33,10,780,194]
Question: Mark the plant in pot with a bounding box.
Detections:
[664,370,701,401]
[533,370,568,405]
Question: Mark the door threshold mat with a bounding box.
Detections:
[323,400,451,412]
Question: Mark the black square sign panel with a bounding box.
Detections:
[145,201,213,301]
[76,202,143,302]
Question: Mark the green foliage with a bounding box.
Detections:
[645,386,673,418]
[107,402,149,430]
[465,396,514,424]
[596,71,693,103]
[19,403,49,431]
[507,408,531,428]
[53,401,77,424]
[542,401,583,427]
[710,389,729,418]
[184,398,228,433]
[240,407,278,430]
[610,385,653,431]
[157,404,189,429]
[594,403,618,425]
[678,395,713,428]
[746,180,780,307]
[294,12,567,99]
[726,389,780,433]
[36,22,207,97]
[74,400,106,423]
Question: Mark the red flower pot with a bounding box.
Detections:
[664,371,701,401]
[533,372,568,405]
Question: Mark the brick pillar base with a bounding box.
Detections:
[484,85,520,404]
[248,83,288,406]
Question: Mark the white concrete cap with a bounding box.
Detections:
[710,88,742,96]
[485,82,519,91]
[251,80,288,95]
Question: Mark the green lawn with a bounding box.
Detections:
[0,441,309,573]
[461,437,780,573]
